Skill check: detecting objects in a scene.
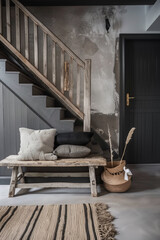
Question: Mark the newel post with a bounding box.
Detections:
[83,59,91,132]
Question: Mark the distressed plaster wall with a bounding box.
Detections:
[28,6,147,152]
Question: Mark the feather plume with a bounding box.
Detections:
[125,127,136,145]
[120,127,136,163]
[108,125,113,167]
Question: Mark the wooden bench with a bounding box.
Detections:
[0,155,107,197]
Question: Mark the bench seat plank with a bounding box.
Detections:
[0,155,107,167]
[0,155,107,197]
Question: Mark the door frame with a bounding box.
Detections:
[119,33,160,157]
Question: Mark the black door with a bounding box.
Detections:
[120,34,160,164]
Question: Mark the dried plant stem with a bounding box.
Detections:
[120,127,136,164]
[120,144,127,164]
[108,125,113,167]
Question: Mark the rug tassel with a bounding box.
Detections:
[95,203,117,240]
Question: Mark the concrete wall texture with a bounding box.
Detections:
[27,5,156,151]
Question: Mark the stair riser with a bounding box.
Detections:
[0,60,6,74]
[32,86,46,95]
[6,61,19,72]
[32,96,55,108]
[19,74,32,84]
[46,97,55,107]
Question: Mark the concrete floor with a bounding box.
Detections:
[0,164,160,240]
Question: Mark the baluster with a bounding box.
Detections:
[76,64,81,107]
[6,0,11,42]
[64,62,69,91]
[43,32,47,77]
[52,41,56,85]
[0,0,2,34]
[83,59,91,132]
[24,14,29,59]
[69,57,73,100]
[15,5,20,51]
[60,49,64,93]
[34,22,38,68]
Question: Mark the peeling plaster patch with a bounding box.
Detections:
[82,38,98,56]
[77,7,126,115]
[95,128,105,135]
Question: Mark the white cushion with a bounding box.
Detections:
[18,128,57,160]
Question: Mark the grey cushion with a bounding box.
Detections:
[53,145,91,158]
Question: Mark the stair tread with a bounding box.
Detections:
[45,107,64,110]
[0,59,7,62]
[19,83,45,91]
[60,118,76,122]
[32,95,54,100]
[20,83,42,88]
[5,71,20,74]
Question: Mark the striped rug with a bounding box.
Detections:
[0,203,116,240]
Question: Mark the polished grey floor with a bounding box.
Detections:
[0,164,160,240]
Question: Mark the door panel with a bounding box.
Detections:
[120,35,160,164]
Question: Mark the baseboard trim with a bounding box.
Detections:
[128,163,160,166]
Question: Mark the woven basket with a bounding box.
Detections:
[101,160,132,193]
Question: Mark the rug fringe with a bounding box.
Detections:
[95,203,117,240]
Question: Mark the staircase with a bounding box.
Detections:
[0,0,91,132]
[0,57,77,132]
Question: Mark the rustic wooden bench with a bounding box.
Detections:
[0,155,106,197]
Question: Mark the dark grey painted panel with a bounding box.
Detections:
[0,83,51,176]
[0,83,4,159]
[0,83,8,175]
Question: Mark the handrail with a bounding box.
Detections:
[11,0,85,68]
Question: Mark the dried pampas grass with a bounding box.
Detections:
[120,127,136,164]
[108,125,113,167]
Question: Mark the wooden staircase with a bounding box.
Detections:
[0,54,80,132]
[0,0,91,131]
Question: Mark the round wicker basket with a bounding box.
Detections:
[101,160,132,193]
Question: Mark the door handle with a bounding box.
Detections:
[126,93,135,106]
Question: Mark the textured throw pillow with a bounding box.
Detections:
[53,145,91,158]
[18,128,57,160]
[55,132,93,146]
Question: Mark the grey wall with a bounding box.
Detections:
[0,82,50,175]
[27,5,149,151]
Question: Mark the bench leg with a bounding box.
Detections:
[9,167,18,197]
[89,166,97,197]
[18,167,25,183]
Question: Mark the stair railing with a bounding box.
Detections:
[0,0,91,131]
